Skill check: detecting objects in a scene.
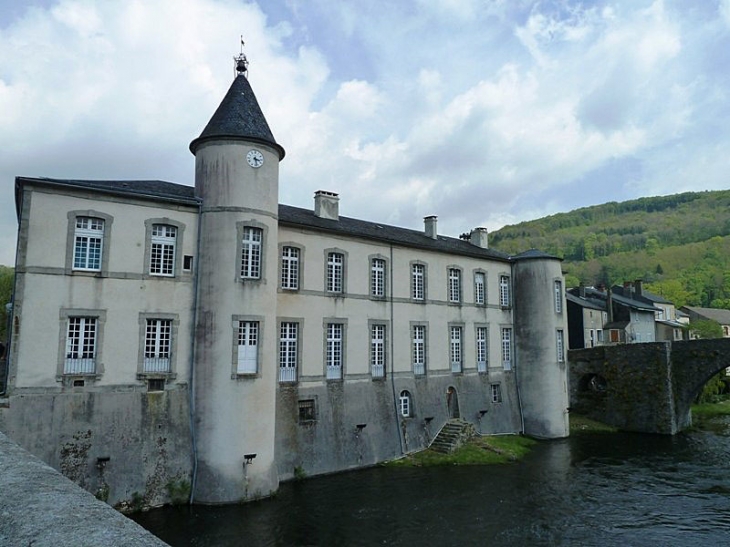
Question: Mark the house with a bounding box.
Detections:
[681,306,730,338]
[566,285,608,349]
[1,55,570,506]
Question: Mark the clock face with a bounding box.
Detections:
[247,149,264,168]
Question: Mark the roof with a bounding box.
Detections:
[610,286,661,312]
[15,177,515,262]
[189,75,285,159]
[604,321,630,330]
[681,306,730,325]
[566,291,606,311]
[636,289,673,305]
[511,248,562,261]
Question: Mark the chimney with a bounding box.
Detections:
[469,227,489,249]
[314,190,339,220]
[579,282,586,298]
[424,215,438,239]
[607,288,614,323]
[634,279,643,297]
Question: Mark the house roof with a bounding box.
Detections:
[681,306,730,325]
[609,286,661,312]
[15,176,518,262]
[566,291,606,311]
[188,74,285,159]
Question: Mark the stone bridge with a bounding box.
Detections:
[568,339,730,434]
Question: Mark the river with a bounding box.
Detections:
[132,416,730,546]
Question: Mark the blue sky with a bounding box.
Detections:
[1,0,729,265]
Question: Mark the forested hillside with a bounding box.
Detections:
[490,190,730,309]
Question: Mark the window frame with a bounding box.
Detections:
[144,219,185,278]
[370,256,387,299]
[448,267,462,304]
[230,314,264,378]
[325,320,346,380]
[280,245,302,291]
[325,249,347,295]
[370,322,387,379]
[476,324,488,373]
[557,329,565,363]
[501,327,512,371]
[57,308,107,380]
[137,312,179,379]
[411,323,427,376]
[449,324,463,373]
[279,320,300,383]
[474,271,486,306]
[411,262,427,302]
[240,226,263,279]
[499,274,511,308]
[399,390,412,417]
[491,383,502,404]
[66,211,113,275]
[554,279,563,313]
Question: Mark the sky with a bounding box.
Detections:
[1,0,729,266]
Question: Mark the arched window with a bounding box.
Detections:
[399,390,412,417]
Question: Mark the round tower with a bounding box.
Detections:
[190,53,285,503]
[512,250,569,439]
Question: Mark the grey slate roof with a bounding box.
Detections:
[189,75,285,159]
[512,248,561,261]
[566,291,605,311]
[681,306,730,325]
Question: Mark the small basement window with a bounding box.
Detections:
[298,399,316,423]
[73,379,85,388]
[147,378,165,392]
[183,255,194,271]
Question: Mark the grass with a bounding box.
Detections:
[569,414,619,435]
[691,397,730,418]
[384,434,536,467]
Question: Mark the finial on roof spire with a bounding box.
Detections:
[234,36,249,78]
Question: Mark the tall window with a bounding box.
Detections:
[241,227,262,279]
[501,327,512,371]
[326,323,343,379]
[371,324,386,378]
[399,390,412,417]
[281,247,300,290]
[73,217,104,271]
[145,319,172,372]
[65,316,97,374]
[476,326,488,373]
[450,326,462,373]
[474,272,486,305]
[448,268,461,303]
[554,280,562,313]
[557,329,565,363]
[279,322,298,382]
[371,258,385,297]
[491,384,502,403]
[236,321,258,374]
[150,224,177,276]
[412,264,425,300]
[327,252,344,293]
[499,275,511,307]
[412,325,426,376]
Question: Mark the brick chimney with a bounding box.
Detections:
[314,190,339,220]
[469,227,489,249]
[424,215,437,239]
[634,279,643,297]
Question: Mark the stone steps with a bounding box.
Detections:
[430,419,476,454]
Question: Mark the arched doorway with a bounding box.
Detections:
[446,386,460,419]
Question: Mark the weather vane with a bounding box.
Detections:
[234,35,249,78]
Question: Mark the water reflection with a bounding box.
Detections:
[133,419,730,546]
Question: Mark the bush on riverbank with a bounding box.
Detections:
[384,435,535,467]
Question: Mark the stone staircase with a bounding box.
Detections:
[430,419,477,454]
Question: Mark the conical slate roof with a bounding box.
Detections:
[189,74,285,159]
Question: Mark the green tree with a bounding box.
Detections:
[689,319,723,339]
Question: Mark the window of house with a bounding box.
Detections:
[73,217,104,271]
[412,263,425,301]
[183,255,194,271]
[491,383,502,403]
[326,323,343,379]
[500,275,511,308]
[371,324,386,378]
[298,399,316,423]
[554,280,562,313]
[557,329,565,363]
[399,390,412,417]
[450,326,462,373]
[149,224,177,276]
[236,321,258,374]
[327,252,344,293]
[597,330,604,343]
[501,327,512,371]
[240,227,263,279]
[281,247,300,290]
[371,258,385,298]
[476,326,488,373]
[144,319,172,373]
[474,272,486,305]
[64,316,97,374]
[448,268,461,303]
[589,329,595,348]
[279,322,298,382]
[412,325,426,376]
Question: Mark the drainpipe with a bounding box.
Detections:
[187,198,203,505]
[387,244,405,455]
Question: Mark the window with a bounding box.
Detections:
[371,258,386,297]
[65,316,97,374]
[327,252,344,293]
[371,324,386,378]
[183,255,194,271]
[474,272,486,305]
[237,321,259,374]
[399,390,412,417]
[557,329,565,363]
[412,263,425,301]
[298,399,316,423]
[501,327,512,371]
[279,322,298,382]
[597,330,604,343]
[476,326,488,373]
[499,275,511,308]
[412,325,426,376]
[240,227,262,279]
[73,217,104,271]
[448,268,461,303]
[326,323,343,379]
[491,383,502,403]
[145,319,172,372]
[281,247,300,290]
[554,280,562,313]
[150,224,177,276]
[589,329,595,348]
[450,326,462,373]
